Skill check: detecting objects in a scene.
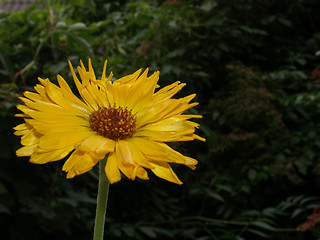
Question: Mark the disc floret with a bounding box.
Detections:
[89,106,136,140]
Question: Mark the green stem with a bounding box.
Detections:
[93,158,110,240]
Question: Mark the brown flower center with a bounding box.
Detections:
[89,106,136,140]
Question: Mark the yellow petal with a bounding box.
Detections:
[21,128,41,146]
[17,105,89,125]
[133,115,204,142]
[114,69,142,86]
[57,75,92,115]
[135,166,149,180]
[44,78,74,109]
[153,81,183,101]
[126,139,153,169]
[14,129,30,136]
[112,83,130,108]
[26,119,89,135]
[115,141,135,180]
[193,134,206,142]
[19,97,75,116]
[139,119,195,133]
[38,129,92,150]
[62,149,83,172]
[63,149,100,178]
[137,94,199,127]
[78,134,115,154]
[68,60,84,96]
[34,81,48,99]
[66,153,98,178]
[130,137,197,168]
[16,145,38,156]
[149,161,183,185]
[117,140,135,165]
[23,91,44,102]
[14,122,32,136]
[29,146,73,164]
[13,123,29,131]
[100,59,108,83]
[134,129,193,142]
[88,58,97,81]
[129,71,159,114]
[105,152,121,183]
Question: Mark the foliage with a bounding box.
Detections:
[1,0,320,239]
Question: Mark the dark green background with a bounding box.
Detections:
[1,0,320,239]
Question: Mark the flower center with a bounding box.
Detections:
[89,106,136,140]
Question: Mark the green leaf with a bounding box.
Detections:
[300,196,319,205]
[0,204,11,214]
[289,195,305,204]
[196,237,210,240]
[122,226,135,237]
[241,210,260,216]
[291,208,304,218]
[248,169,256,181]
[218,42,229,52]
[0,53,14,79]
[200,124,217,145]
[207,191,224,202]
[48,61,68,74]
[55,21,68,30]
[251,221,275,231]
[69,22,87,31]
[236,236,246,240]
[139,226,157,238]
[212,110,220,120]
[278,18,292,27]
[262,207,276,217]
[216,184,232,193]
[58,197,78,207]
[294,160,308,175]
[200,0,218,12]
[0,181,7,194]
[84,0,96,14]
[66,33,94,58]
[167,48,185,58]
[247,228,269,238]
[168,20,178,29]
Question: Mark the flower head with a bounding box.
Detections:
[14,59,205,184]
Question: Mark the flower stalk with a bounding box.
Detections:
[93,157,110,240]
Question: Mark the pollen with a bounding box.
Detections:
[89,106,136,140]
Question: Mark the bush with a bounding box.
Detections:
[1,0,320,239]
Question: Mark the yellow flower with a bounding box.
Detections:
[14,59,205,184]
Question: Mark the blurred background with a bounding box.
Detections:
[1,0,320,239]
